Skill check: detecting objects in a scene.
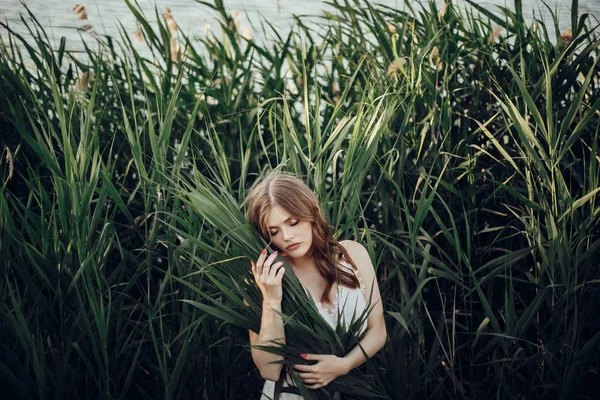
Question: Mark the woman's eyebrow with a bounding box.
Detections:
[268,216,293,229]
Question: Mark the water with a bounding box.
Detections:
[1,0,598,53]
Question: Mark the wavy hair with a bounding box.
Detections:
[245,171,359,304]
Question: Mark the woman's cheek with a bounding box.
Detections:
[274,237,285,249]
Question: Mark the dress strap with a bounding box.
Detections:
[338,258,367,296]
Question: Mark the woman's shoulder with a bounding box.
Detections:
[338,240,377,294]
[338,240,371,270]
[339,239,365,250]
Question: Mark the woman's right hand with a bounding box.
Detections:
[251,249,286,306]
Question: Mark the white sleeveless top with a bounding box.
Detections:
[260,260,368,400]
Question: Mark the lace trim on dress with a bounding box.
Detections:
[314,289,340,326]
[355,271,367,296]
[305,259,367,327]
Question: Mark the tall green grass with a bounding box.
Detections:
[1,0,599,398]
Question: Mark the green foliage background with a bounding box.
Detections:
[1,0,599,399]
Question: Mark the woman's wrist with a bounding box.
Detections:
[338,356,352,376]
[262,299,282,310]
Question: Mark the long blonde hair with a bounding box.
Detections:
[245,171,360,304]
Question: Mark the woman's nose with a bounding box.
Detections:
[282,229,294,241]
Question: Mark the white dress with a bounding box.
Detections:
[259,260,368,400]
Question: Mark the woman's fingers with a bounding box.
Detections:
[265,251,278,267]
[256,248,267,275]
[262,252,279,278]
[253,250,286,303]
[295,372,317,379]
[305,383,323,389]
[292,364,314,372]
[276,264,286,281]
[269,261,284,278]
[294,369,321,385]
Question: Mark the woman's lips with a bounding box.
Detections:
[286,242,301,250]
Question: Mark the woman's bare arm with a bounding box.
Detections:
[291,240,386,389]
[248,249,287,381]
[339,240,387,371]
[249,300,286,381]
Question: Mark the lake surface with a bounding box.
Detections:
[1,0,598,52]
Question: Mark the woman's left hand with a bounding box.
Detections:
[292,354,350,389]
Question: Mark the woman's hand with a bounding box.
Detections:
[251,249,286,306]
[292,354,350,389]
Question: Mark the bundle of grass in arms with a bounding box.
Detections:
[171,171,387,399]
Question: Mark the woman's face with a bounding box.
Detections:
[265,205,313,259]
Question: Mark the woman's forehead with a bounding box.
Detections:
[266,205,292,227]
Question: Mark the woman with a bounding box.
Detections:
[245,172,387,399]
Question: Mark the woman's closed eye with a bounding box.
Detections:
[270,219,299,235]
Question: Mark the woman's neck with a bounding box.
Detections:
[288,248,316,270]
[290,258,317,272]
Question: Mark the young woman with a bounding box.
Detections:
[245,172,387,399]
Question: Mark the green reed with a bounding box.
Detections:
[1,0,599,398]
